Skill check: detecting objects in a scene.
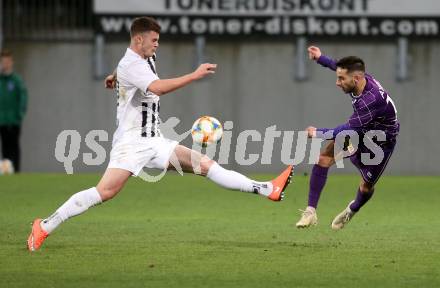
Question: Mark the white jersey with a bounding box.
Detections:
[113,48,161,146]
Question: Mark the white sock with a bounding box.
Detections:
[206,162,273,196]
[306,206,316,212]
[41,187,102,234]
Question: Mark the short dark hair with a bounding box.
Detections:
[130,17,161,37]
[336,56,365,73]
[0,49,13,58]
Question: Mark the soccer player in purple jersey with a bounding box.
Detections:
[296,46,400,230]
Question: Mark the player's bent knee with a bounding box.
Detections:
[199,157,215,176]
[359,181,374,193]
[318,155,335,167]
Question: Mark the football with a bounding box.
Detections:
[191,116,223,147]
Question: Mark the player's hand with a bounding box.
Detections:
[306,126,317,138]
[308,46,322,61]
[104,74,116,89]
[192,63,217,80]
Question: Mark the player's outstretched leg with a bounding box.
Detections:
[27,187,102,251]
[27,168,131,251]
[207,163,293,201]
[296,142,334,228]
[169,145,293,201]
[331,180,374,230]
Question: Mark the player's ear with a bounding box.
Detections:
[134,34,142,44]
[353,73,360,84]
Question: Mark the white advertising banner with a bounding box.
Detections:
[93,0,440,38]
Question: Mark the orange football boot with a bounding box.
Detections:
[27,219,49,252]
[268,165,294,201]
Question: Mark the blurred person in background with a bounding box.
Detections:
[0,49,28,172]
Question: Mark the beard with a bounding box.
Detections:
[342,84,356,94]
[142,48,155,58]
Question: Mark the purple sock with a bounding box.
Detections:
[349,189,375,212]
[308,165,329,208]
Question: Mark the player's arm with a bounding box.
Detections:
[308,102,382,140]
[316,123,352,139]
[307,92,386,140]
[310,97,384,138]
[306,123,354,139]
[148,63,216,96]
[308,46,337,71]
[104,69,117,89]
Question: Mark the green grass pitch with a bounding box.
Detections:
[1,173,439,288]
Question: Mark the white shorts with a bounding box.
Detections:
[107,137,179,176]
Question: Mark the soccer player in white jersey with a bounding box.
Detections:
[27,17,293,251]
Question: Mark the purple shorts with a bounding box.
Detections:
[349,141,396,185]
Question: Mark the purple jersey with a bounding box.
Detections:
[316,55,400,142]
